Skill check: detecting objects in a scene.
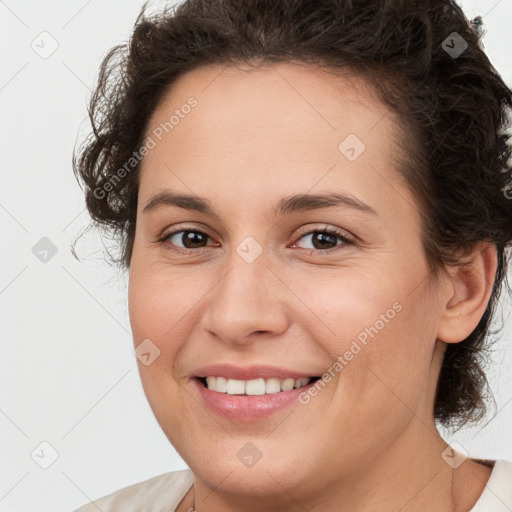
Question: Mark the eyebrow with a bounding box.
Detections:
[142,190,379,217]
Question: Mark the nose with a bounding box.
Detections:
[199,248,290,346]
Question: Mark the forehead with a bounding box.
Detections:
[144,61,397,149]
[138,61,413,220]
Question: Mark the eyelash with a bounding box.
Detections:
[156,225,354,256]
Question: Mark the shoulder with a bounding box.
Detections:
[74,469,194,512]
[471,460,512,511]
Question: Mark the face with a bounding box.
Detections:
[128,62,447,501]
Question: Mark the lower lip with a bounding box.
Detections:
[192,378,317,422]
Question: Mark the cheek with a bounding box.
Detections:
[128,263,196,349]
[303,285,439,468]
[128,267,192,431]
[284,266,400,353]
[127,265,190,409]
[293,265,439,402]
[330,292,439,428]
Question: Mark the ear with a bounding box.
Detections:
[436,242,498,344]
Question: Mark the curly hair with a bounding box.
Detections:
[72,0,512,429]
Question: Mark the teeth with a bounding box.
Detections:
[265,377,281,394]
[203,376,312,394]
[281,378,295,391]
[295,377,310,389]
[245,378,266,395]
[226,379,245,395]
[215,376,227,392]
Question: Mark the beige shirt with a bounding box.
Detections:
[74,460,512,511]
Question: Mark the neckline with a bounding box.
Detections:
[470,459,512,511]
[471,457,496,469]
[175,460,505,511]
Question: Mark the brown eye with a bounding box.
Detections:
[159,229,213,251]
[293,228,352,253]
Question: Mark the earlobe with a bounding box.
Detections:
[436,242,498,344]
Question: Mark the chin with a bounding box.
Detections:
[185,435,316,492]
[194,459,308,497]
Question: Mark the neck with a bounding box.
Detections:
[181,423,491,512]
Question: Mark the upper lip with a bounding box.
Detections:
[192,364,318,381]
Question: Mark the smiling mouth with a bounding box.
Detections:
[197,376,321,395]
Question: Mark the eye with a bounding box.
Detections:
[157,227,217,254]
[291,227,353,254]
[157,225,353,255]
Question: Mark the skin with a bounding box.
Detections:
[128,62,497,512]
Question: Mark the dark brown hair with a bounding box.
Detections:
[73,0,512,429]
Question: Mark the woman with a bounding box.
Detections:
[73,0,512,510]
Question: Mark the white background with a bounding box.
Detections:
[1,1,511,510]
